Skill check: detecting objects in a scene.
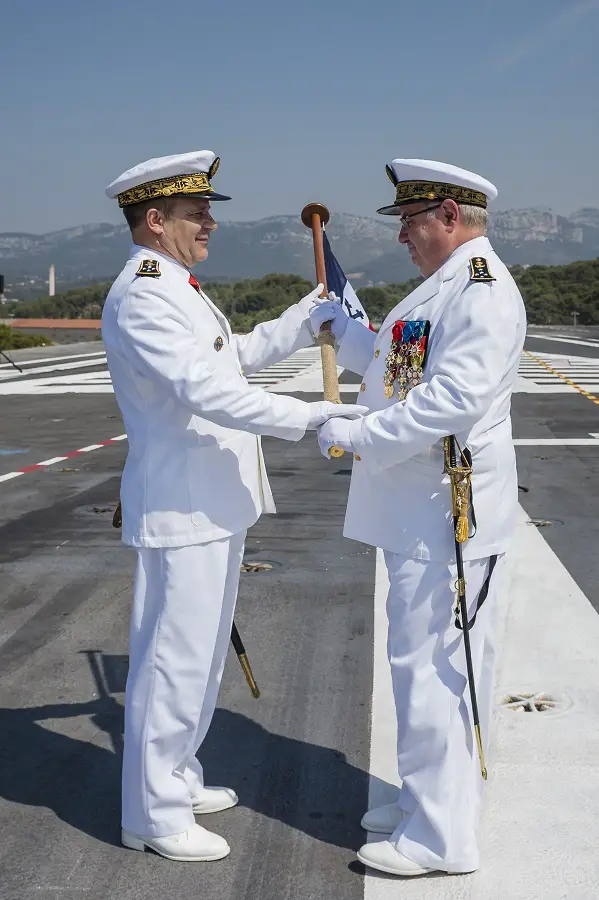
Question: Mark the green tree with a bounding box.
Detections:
[0,324,53,349]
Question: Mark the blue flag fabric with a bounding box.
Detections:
[322,230,373,330]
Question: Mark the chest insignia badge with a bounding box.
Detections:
[214,336,224,351]
[468,257,495,282]
[135,259,161,277]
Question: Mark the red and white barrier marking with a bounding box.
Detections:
[0,434,127,484]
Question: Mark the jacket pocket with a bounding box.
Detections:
[187,434,258,531]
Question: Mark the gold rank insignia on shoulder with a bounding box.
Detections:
[214,336,224,351]
[136,259,161,277]
[468,257,495,282]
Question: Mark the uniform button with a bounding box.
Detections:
[354,454,361,461]
[360,383,366,392]
[375,349,380,358]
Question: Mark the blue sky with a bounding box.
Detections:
[1,0,598,232]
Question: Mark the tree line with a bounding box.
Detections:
[0,323,53,350]
[5,258,599,328]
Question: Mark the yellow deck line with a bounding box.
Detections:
[524,350,599,405]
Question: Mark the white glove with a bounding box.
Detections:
[306,401,368,430]
[308,291,349,340]
[317,416,357,457]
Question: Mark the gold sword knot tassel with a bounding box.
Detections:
[443,438,472,543]
[455,479,470,543]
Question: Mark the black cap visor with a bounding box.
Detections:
[377,198,430,216]
[185,190,231,202]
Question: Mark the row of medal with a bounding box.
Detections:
[383,345,425,400]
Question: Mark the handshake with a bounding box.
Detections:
[306,400,367,458]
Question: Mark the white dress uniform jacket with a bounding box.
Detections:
[102,245,315,548]
[337,236,526,561]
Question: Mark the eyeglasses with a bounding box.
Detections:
[398,202,443,229]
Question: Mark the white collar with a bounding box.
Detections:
[130,243,192,277]
[438,235,493,282]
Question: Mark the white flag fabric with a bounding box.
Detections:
[323,230,375,331]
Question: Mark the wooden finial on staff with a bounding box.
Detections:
[301,203,344,458]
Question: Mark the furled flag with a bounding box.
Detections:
[323,231,375,331]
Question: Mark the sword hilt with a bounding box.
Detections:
[444,437,472,543]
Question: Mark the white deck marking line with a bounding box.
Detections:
[0,471,25,483]
[0,348,323,395]
[0,356,107,380]
[366,509,599,898]
[526,334,599,349]
[513,437,599,446]
[0,350,106,370]
[364,549,402,900]
[0,436,127,486]
[524,351,599,404]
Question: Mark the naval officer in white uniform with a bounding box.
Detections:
[102,150,366,862]
[313,159,526,877]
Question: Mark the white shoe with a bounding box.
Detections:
[121,823,230,861]
[191,785,238,815]
[357,840,434,877]
[361,801,407,834]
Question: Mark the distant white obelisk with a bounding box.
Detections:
[49,264,56,297]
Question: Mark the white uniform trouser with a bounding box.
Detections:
[384,551,507,873]
[121,532,246,837]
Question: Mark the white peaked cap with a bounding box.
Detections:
[377,158,497,215]
[105,150,230,207]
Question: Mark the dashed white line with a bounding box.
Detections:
[0,436,127,486]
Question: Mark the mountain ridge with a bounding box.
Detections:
[2,207,598,300]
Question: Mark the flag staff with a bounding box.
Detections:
[301,202,344,458]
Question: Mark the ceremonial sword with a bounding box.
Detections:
[112,502,260,699]
[443,436,487,780]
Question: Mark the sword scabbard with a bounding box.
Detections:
[445,434,487,779]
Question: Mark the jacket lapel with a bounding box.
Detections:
[376,270,442,344]
[198,290,233,342]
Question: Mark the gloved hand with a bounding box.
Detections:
[308,291,349,340]
[317,416,357,457]
[306,401,368,430]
